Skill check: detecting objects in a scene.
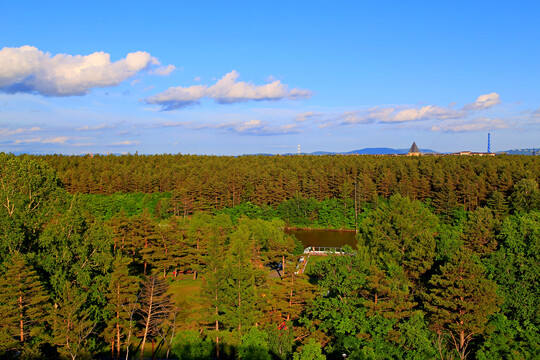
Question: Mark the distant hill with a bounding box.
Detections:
[346,147,438,155]
[496,148,539,155]
[281,147,438,156]
[4,147,538,157]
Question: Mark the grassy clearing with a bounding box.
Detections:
[305,254,329,273]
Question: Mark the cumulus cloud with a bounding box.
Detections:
[463,92,501,110]
[431,117,508,132]
[0,46,174,96]
[335,93,501,128]
[339,105,462,125]
[145,70,312,110]
[14,136,68,144]
[388,105,463,122]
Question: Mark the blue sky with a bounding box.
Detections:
[1,0,539,155]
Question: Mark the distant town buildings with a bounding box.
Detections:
[406,142,495,157]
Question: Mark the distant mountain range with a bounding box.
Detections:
[496,148,539,155]
[279,147,539,156]
[4,147,539,156]
[279,147,439,156]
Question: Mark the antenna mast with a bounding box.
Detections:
[487,133,491,153]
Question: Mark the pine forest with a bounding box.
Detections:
[0,152,539,360]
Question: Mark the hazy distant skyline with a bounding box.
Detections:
[1,1,539,155]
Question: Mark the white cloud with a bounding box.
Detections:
[75,123,115,131]
[335,93,501,127]
[224,120,298,135]
[14,136,68,144]
[295,111,321,122]
[155,118,299,135]
[0,126,41,136]
[431,117,508,132]
[0,46,173,96]
[110,140,139,146]
[533,108,540,118]
[145,70,312,110]
[388,105,463,122]
[234,119,263,132]
[150,64,176,76]
[463,92,501,110]
[341,108,393,124]
[339,105,462,125]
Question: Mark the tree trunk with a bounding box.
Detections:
[459,330,466,360]
[140,281,155,359]
[116,284,121,359]
[19,290,24,342]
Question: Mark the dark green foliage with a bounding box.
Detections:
[305,247,432,359]
[172,330,214,360]
[51,282,96,360]
[0,153,537,358]
[0,253,50,354]
[76,192,173,220]
[37,154,539,217]
[237,328,272,360]
[0,154,66,261]
[292,339,326,360]
[424,248,501,359]
[461,207,498,256]
[103,256,140,358]
[476,314,540,360]
[359,194,438,282]
[486,211,540,327]
[510,178,540,213]
[37,205,113,315]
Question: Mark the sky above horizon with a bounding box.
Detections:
[1,1,539,155]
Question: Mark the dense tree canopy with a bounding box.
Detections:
[0,153,538,359]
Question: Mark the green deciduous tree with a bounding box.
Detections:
[359,194,438,284]
[510,178,540,213]
[238,327,272,360]
[171,330,213,360]
[485,211,540,328]
[292,339,326,360]
[0,154,66,260]
[37,206,113,320]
